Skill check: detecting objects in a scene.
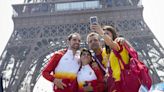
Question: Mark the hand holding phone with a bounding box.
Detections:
[90,16,98,25]
[90,16,104,35]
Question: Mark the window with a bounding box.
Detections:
[55,1,100,11]
[85,1,99,9]
[56,3,70,11]
[70,2,84,10]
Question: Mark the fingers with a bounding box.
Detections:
[90,25,104,36]
[105,73,110,77]
[54,79,67,89]
[90,25,97,31]
[91,62,98,68]
[58,83,65,89]
[57,82,67,89]
[90,24,101,31]
[61,82,67,87]
[83,84,93,91]
[115,37,125,45]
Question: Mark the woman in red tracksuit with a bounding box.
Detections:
[77,48,105,92]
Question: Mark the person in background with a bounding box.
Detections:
[77,48,105,92]
[42,32,81,92]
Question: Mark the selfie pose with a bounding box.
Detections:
[90,23,152,92]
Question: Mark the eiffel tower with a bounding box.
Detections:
[0,0,164,91]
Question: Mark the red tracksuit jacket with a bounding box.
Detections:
[42,49,79,92]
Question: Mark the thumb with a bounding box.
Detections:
[61,82,67,87]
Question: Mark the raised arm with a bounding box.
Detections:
[90,24,120,51]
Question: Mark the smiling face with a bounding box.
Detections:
[87,33,101,51]
[80,48,92,65]
[68,33,81,50]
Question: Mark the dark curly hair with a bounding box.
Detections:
[80,48,92,57]
[103,26,118,54]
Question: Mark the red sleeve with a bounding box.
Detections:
[42,52,63,82]
[92,67,103,82]
[91,66,105,92]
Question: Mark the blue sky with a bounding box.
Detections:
[0,0,164,55]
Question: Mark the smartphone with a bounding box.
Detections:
[90,16,98,25]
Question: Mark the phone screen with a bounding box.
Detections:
[90,16,98,25]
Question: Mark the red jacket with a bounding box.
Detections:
[42,49,78,92]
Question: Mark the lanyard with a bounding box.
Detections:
[93,55,109,74]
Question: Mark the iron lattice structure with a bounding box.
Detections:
[0,0,164,91]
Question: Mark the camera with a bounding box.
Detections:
[90,16,98,25]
